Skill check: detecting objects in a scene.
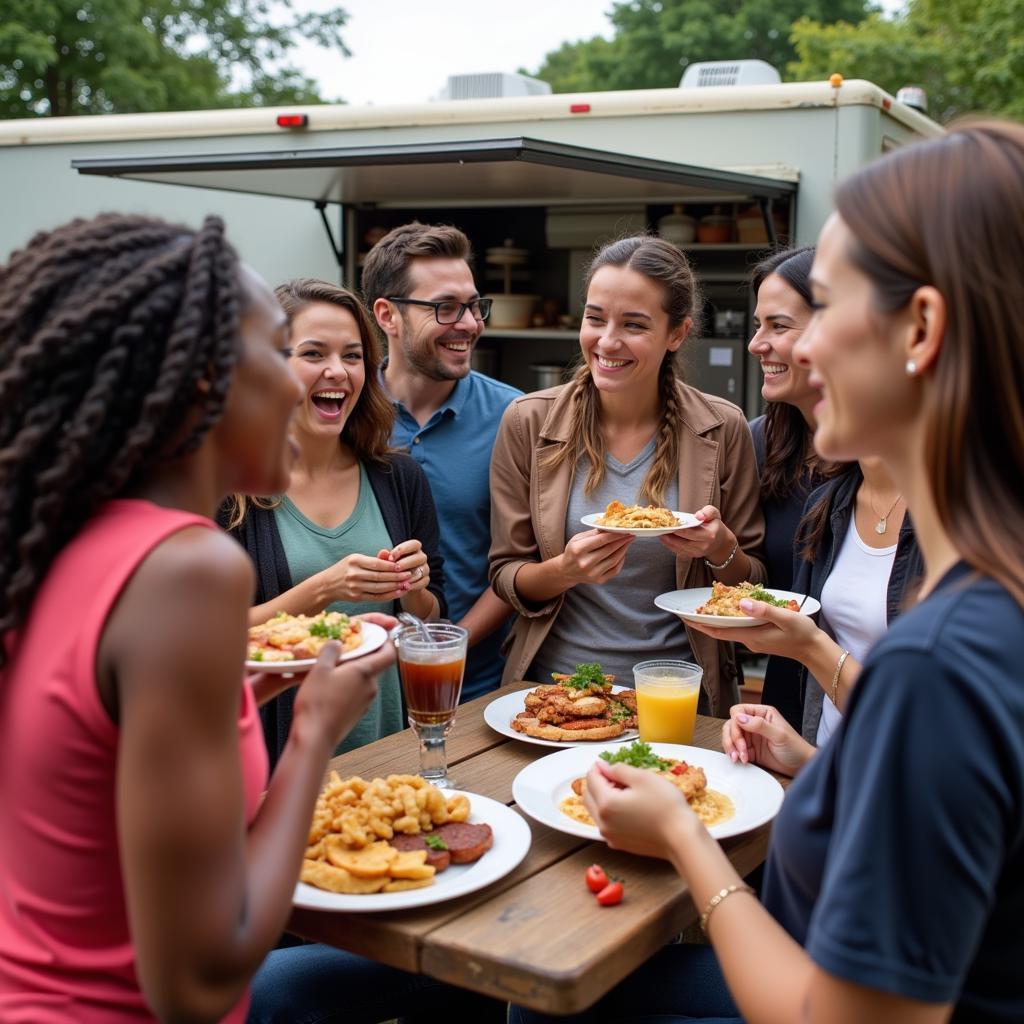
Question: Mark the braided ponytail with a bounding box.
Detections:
[0,214,244,662]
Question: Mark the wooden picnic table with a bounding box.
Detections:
[288,683,785,1015]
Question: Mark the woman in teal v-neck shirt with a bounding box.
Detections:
[223,279,446,762]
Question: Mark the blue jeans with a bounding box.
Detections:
[509,945,741,1024]
[246,943,506,1024]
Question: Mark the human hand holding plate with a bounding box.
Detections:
[683,596,824,658]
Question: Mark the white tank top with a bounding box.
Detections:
[815,520,898,745]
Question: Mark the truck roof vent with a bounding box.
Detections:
[438,72,552,101]
[679,59,781,89]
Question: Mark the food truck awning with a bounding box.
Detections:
[72,136,796,208]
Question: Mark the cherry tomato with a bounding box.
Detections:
[585,864,609,893]
[596,880,624,906]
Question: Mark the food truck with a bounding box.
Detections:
[0,72,941,414]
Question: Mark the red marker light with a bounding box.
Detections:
[569,103,591,114]
[276,114,309,128]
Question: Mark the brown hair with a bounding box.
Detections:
[225,278,394,528]
[834,119,1024,606]
[546,235,701,506]
[360,223,473,312]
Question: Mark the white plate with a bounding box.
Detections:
[513,743,785,842]
[580,511,701,536]
[292,790,531,912]
[245,621,389,675]
[654,588,820,629]
[484,686,639,749]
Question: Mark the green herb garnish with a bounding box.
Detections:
[424,834,448,851]
[560,663,608,691]
[250,650,264,662]
[609,701,632,722]
[309,619,345,640]
[746,585,792,608]
[600,741,671,771]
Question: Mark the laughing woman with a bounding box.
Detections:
[514,120,1024,1024]
[489,236,765,715]
[223,279,445,765]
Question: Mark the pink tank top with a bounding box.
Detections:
[0,500,269,1022]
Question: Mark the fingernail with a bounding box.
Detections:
[730,751,737,762]
[737,713,749,723]
[739,599,753,612]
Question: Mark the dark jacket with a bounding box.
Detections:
[749,415,825,727]
[220,453,446,769]
[793,467,924,742]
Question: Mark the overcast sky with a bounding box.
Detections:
[292,0,905,108]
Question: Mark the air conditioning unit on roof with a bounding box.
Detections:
[679,60,781,89]
[438,72,552,101]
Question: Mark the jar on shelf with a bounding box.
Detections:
[696,206,734,244]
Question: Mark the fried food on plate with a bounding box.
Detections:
[560,741,734,829]
[248,609,362,662]
[302,773,489,895]
[511,663,637,741]
[596,500,680,529]
[695,581,800,616]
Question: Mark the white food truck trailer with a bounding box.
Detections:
[0,75,941,414]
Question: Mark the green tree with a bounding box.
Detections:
[529,0,875,93]
[789,0,1024,122]
[0,0,349,118]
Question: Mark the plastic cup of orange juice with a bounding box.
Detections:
[633,660,703,744]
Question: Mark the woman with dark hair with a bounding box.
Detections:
[515,119,1024,1024]
[704,247,924,742]
[222,278,446,765]
[489,235,765,715]
[746,247,834,725]
[0,215,394,1021]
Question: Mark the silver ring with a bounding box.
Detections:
[413,567,424,580]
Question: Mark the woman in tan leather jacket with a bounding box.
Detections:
[488,236,765,716]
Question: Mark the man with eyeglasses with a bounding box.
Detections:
[363,223,522,700]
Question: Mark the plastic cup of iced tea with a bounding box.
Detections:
[395,623,468,789]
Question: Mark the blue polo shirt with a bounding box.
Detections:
[762,562,1024,1019]
[385,368,522,700]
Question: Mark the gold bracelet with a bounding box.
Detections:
[830,648,851,706]
[699,883,755,933]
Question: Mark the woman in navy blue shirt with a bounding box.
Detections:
[515,120,1024,1024]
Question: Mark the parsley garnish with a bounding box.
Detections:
[600,741,671,771]
[308,617,348,640]
[424,834,448,851]
[250,650,264,662]
[609,701,632,722]
[746,585,792,608]
[561,663,607,690]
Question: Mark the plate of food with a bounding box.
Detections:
[654,582,820,629]
[245,612,389,674]
[295,773,532,912]
[483,663,639,748]
[581,500,700,536]
[512,740,785,842]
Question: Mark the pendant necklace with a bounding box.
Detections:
[867,490,903,535]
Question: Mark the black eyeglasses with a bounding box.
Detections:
[387,297,492,325]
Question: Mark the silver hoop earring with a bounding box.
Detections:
[905,360,917,376]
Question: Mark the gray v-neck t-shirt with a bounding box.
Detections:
[529,438,693,687]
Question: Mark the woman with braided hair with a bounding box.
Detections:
[0,214,395,1022]
[489,235,765,713]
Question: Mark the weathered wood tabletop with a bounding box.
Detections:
[288,684,783,1015]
